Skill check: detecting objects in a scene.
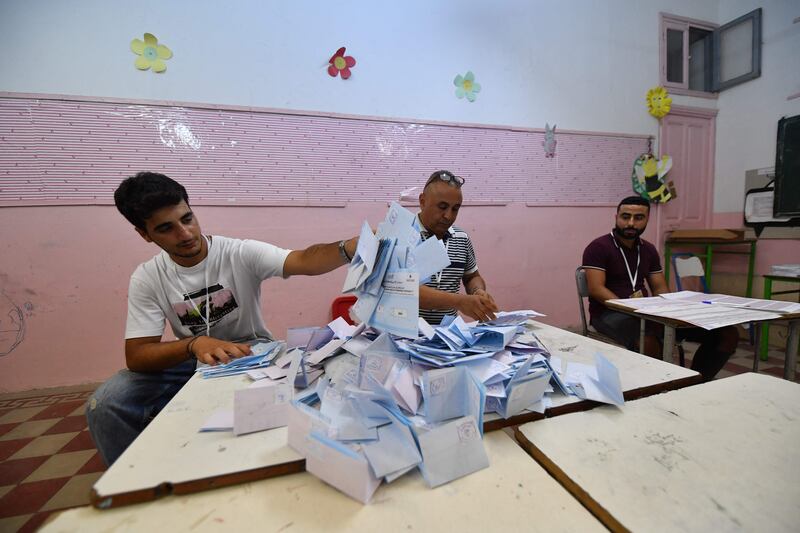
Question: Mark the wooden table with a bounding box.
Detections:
[514,373,800,532]
[44,432,606,533]
[484,321,701,430]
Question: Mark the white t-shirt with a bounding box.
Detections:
[125,235,292,342]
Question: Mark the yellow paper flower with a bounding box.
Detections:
[646,86,672,119]
[131,33,172,73]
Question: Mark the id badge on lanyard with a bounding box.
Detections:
[610,232,641,298]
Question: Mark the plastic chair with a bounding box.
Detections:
[672,253,709,292]
[575,267,623,345]
[331,295,357,325]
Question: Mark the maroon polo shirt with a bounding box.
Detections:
[582,232,663,319]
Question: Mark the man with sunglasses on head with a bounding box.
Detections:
[416,170,499,324]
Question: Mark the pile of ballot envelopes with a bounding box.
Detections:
[198,203,626,503]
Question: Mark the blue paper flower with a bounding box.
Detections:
[454,71,481,102]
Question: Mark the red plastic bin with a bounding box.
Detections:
[331,295,358,325]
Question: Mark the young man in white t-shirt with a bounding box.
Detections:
[87,172,358,465]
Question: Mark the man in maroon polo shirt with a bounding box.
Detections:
[582,196,738,381]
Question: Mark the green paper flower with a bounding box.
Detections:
[454,71,481,102]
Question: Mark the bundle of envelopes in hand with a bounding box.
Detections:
[342,202,451,338]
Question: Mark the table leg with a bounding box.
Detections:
[746,241,756,298]
[784,320,799,381]
[639,319,646,356]
[752,322,761,372]
[663,326,676,363]
[760,277,772,361]
[664,243,672,288]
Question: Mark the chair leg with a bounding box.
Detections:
[678,344,685,367]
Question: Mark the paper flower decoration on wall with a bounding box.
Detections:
[454,71,481,102]
[130,33,172,73]
[328,47,356,79]
[646,86,672,119]
[632,153,675,203]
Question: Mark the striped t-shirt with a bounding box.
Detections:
[418,219,478,325]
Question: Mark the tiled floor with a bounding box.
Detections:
[0,344,796,532]
[0,384,105,532]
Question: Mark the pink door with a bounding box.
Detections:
[659,106,717,232]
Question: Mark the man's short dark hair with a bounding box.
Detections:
[617,195,650,212]
[114,172,189,230]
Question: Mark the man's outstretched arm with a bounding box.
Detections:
[282,237,358,276]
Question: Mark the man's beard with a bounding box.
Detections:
[613,226,644,239]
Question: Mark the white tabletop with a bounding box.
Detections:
[47,431,605,533]
[515,373,800,532]
[92,372,302,506]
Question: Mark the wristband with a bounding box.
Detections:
[338,240,352,262]
[186,335,201,360]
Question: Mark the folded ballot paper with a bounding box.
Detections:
[562,352,625,406]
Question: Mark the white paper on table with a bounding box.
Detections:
[233,382,291,435]
[306,338,347,366]
[199,408,233,432]
[416,415,489,488]
[305,432,382,504]
[565,352,624,406]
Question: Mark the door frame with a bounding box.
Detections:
[655,104,718,247]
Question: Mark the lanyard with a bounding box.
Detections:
[610,231,640,294]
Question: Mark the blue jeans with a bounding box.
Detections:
[86,359,196,466]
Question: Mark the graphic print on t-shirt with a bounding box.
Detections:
[171,284,239,335]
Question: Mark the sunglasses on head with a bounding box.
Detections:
[426,170,465,188]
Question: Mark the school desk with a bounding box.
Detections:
[89,321,700,507]
[44,431,606,533]
[759,273,800,362]
[514,373,800,533]
[605,299,800,380]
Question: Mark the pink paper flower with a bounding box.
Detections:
[328,47,356,79]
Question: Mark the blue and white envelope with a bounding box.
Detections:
[422,366,486,430]
[362,404,422,480]
[287,401,333,457]
[233,381,291,436]
[500,355,552,418]
[408,236,451,284]
[565,352,625,406]
[305,432,382,504]
[416,415,489,488]
[370,270,419,338]
[342,221,380,293]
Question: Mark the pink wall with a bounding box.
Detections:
[0,203,622,393]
